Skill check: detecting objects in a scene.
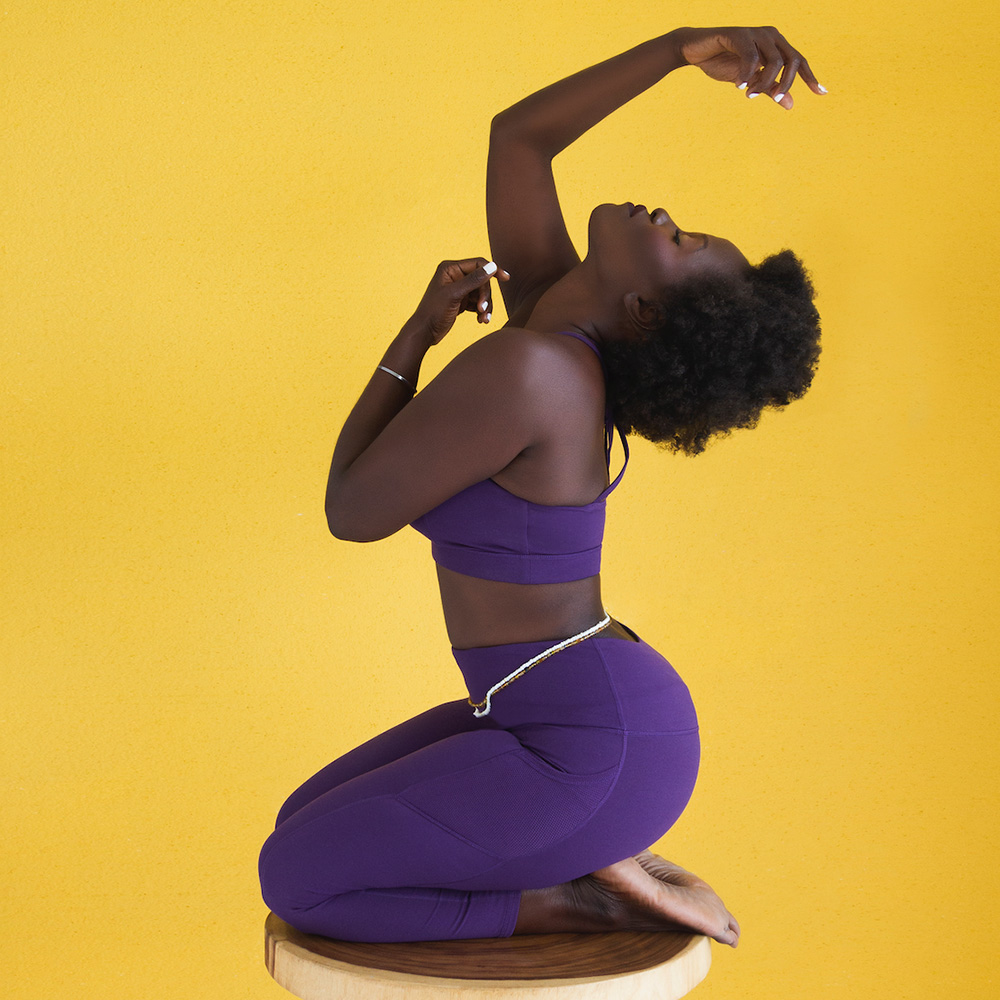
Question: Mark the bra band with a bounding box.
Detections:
[409,331,629,585]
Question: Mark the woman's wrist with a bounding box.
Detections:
[397,313,436,352]
[663,27,693,69]
[376,316,434,393]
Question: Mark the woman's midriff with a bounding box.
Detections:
[437,565,634,649]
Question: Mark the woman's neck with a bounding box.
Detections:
[520,264,618,346]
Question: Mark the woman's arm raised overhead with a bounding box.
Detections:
[487,26,824,317]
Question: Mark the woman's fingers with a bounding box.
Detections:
[415,258,506,343]
[444,258,488,318]
[476,260,493,323]
[728,27,825,106]
[471,261,510,324]
[797,55,827,95]
[446,258,510,324]
[734,39,762,89]
[746,35,784,97]
[770,46,802,104]
[477,282,491,324]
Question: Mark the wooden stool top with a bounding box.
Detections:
[265,912,712,1000]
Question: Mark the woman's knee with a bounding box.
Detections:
[274,788,307,830]
[259,827,325,920]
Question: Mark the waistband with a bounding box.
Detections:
[463,616,611,717]
[451,624,698,735]
[451,623,620,696]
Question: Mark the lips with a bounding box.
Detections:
[628,203,647,218]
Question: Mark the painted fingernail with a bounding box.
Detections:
[483,261,498,276]
[774,93,785,104]
[737,82,748,91]
[748,92,760,99]
[480,300,488,311]
[818,84,828,94]
[486,312,491,322]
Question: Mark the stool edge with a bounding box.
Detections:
[266,931,712,993]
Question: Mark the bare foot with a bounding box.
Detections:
[515,852,739,947]
[631,850,740,946]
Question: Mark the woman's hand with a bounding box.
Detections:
[672,26,825,109]
[409,258,511,346]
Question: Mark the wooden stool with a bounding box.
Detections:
[264,911,711,1000]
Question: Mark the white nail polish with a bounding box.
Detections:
[818,84,828,94]
[483,261,498,276]
[486,313,491,322]
[737,82,748,91]
[774,93,785,103]
[748,92,760,99]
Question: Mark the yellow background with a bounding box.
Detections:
[4,1,997,997]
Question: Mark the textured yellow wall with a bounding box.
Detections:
[3,1,997,997]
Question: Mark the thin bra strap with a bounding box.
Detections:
[554,331,629,498]
[598,423,629,500]
[555,330,606,372]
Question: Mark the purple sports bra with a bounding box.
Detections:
[410,331,629,584]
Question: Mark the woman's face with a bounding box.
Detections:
[587,202,750,295]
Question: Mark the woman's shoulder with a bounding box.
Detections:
[460,325,602,375]
[436,326,604,419]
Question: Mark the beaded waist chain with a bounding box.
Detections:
[468,615,612,717]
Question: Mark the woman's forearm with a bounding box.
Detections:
[493,29,688,157]
[325,317,431,535]
[325,258,504,538]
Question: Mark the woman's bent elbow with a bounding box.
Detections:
[325,478,401,541]
[490,109,525,143]
[325,482,363,540]
[325,503,388,543]
[326,505,363,542]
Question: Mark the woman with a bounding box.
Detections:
[259,24,822,947]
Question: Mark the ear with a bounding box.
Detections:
[623,291,666,332]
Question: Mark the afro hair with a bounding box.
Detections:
[602,249,821,455]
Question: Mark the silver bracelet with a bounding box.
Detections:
[376,364,416,393]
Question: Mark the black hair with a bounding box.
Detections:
[602,249,821,456]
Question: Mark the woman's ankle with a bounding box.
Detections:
[513,885,563,934]
[512,877,622,935]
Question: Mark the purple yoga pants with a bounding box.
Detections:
[258,627,700,941]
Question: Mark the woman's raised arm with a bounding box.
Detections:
[487,26,824,315]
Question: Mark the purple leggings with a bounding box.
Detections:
[258,626,699,942]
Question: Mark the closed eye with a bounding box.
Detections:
[673,228,681,245]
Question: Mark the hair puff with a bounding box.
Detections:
[602,249,821,455]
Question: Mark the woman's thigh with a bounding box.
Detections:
[261,725,588,907]
[260,717,698,912]
[273,698,493,828]
[439,727,701,891]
